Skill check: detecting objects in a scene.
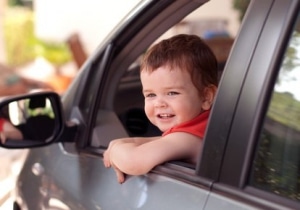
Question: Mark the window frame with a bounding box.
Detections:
[208,0,300,208]
[74,0,218,188]
[197,0,275,180]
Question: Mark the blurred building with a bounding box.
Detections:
[34,0,141,55]
[33,0,240,56]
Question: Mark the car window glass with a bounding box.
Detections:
[250,14,300,202]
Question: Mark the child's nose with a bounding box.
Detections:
[154,97,167,108]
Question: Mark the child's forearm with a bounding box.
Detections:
[118,136,160,145]
[105,136,160,176]
[107,136,160,151]
[110,142,152,175]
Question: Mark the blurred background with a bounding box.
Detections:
[0,0,144,95]
[0,0,249,208]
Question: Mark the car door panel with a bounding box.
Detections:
[11,0,300,209]
[204,192,259,210]
[18,142,212,210]
[16,101,213,210]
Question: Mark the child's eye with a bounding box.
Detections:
[167,91,179,96]
[145,93,156,98]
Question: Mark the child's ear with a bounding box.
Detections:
[201,85,217,111]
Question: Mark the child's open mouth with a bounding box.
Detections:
[157,114,175,119]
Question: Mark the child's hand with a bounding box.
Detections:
[103,139,120,168]
[103,140,118,167]
[103,149,112,168]
[103,140,126,183]
[103,150,126,183]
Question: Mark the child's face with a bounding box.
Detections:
[141,66,208,132]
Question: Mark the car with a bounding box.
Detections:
[1,0,300,209]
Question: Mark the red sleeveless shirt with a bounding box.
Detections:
[162,110,210,139]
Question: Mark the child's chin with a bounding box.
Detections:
[158,126,171,133]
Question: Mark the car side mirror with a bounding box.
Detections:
[0,91,64,148]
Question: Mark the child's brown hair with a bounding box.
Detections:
[141,34,218,94]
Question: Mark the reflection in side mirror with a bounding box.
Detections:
[0,92,63,148]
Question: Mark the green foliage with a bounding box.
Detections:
[253,130,300,201]
[34,39,72,66]
[252,91,300,201]
[24,99,55,118]
[3,7,72,67]
[281,32,300,74]
[8,0,25,7]
[268,92,300,131]
[4,8,35,66]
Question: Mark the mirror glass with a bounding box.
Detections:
[0,95,57,147]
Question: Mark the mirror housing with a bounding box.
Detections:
[0,91,66,148]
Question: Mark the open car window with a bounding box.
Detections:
[89,1,246,164]
[111,4,236,141]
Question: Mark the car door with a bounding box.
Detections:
[202,0,300,209]
[11,0,300,209]
[16,1,220,210]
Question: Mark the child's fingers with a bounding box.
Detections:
[103,150,111,168]
[114,167,125,184]
[103,141,120,168]
[103,159,111,168]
